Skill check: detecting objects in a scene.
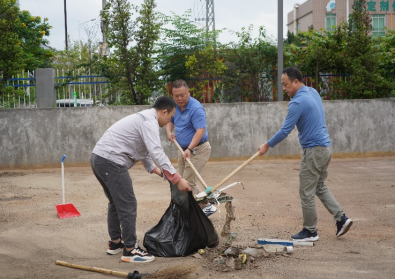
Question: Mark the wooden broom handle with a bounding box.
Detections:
[173,139,208,189]
[211,151,260,192]
[55,260,128,277]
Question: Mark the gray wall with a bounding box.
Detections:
[1,99,394,169]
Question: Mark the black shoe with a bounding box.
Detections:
[121,244,155,263]
[290,228,319,242]
[336,215,353,237]
[106,240,125,255]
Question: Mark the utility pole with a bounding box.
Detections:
[277,0,283,101]
[347,0,349,23]
[206,0,215,33]
[102,0,107,44]
[64,0,68,50]
[100,0,108,56]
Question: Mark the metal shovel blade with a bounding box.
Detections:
[56,203,80,219]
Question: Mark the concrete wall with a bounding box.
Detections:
[1,99,394,169]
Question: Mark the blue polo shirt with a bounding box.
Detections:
[170,96,209,148]
[267,85,331,149]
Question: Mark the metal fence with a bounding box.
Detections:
[55,68,110,107]
[0,70,36,109]
[1,69,112,109]
[1,70,353,109]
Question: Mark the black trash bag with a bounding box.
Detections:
[143,182,218,257]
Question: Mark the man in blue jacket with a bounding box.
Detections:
[258,66,353,241]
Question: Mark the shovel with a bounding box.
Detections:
[56,155,80,219]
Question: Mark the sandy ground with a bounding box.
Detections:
[1,156,395,279]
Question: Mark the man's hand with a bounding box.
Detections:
[183,148,192,160]
[258,142,270,156]
[151,166,163,177]
[177,178,191,192]
[167,133,176,143]
[165,122,176,142]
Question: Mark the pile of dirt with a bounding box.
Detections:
[194,238,290,273]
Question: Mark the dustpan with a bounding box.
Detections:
[56,155,80,219]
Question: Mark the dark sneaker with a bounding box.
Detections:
[291,228,319,242]
[121,245,155,263]
[107,240,125,255]
[336,215,353,237]
[202,203,217,217]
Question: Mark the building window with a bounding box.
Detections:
[372,14,385,37]
[326,14,336,30]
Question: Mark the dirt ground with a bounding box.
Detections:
[1,156,395,279]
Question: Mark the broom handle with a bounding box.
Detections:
[211,152,260,192]
[61,155,66,204]
[56,260,128,277]
[173,140,208,190]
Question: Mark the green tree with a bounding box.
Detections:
[285,27,346,94]
[17,9,53,70]
[0,0,25,97]
[185,45,227,102]
[158,10,219,82]
[133,0,161,104]
[283,1,393,100]
[221,25,277,102]
[100,0,162,105]
[375,29,395,97]
[341,0,392,98]
[102,0,138,104]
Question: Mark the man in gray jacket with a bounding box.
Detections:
[90,96,191,263]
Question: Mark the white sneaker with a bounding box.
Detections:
[203,203,217,217]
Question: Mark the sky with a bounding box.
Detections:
[19,0,300,51]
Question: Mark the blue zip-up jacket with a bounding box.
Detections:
[267,85,331,149]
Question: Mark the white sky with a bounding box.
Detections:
[19,0,300,50]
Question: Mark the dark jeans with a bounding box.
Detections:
[90,153,137,248]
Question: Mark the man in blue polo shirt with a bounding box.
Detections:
[258,66,353,242]
[166,79,216,216]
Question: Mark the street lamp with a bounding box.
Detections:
[78,18,96,44]
[78,18,96,59]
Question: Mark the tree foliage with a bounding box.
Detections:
[185,45,227,102]
[157,10,219,82]
[0,0,52,99]
[17,9,53,71]
[0,0,25,95]
[284,0,393,99]
[340,0,392,98]
[220,25,277,102]
[99,0,161,105]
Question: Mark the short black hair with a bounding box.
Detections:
[153,96,176,111]
[282,66,304,83]
[172,79,189,90]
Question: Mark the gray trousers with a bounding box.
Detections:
[90,153,137,248]
[299,146,344,233]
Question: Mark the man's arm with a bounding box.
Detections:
[258,102,302,156]
[183,128,205,160]
[140,121,191,191]
[165,122,176,142]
